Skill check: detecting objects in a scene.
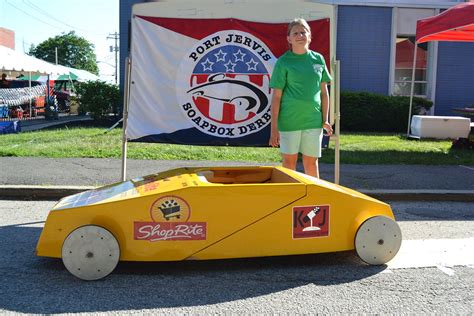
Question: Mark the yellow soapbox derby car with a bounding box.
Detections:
[36,166,402,280]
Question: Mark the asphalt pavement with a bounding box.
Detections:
[2,200,472,314]
[0,157,473,201]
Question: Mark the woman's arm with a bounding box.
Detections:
[269,89,282,147]
[321,82,333,136]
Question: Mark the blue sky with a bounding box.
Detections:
[0,0,119,82]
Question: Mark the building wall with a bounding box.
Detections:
[435,42,474,115]
[0,27,15,49]
[336,6,392,95]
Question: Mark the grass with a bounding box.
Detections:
[0,126,472,165]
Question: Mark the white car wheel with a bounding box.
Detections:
[62,225,120,281]
[355,216,402,265]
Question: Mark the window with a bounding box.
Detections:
[393,36,428,97]
[392,8,436,98]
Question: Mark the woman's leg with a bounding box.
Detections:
[302,155,319,178]
[300,129,323,177]
[279,131,300,170]
[282,153,298,170]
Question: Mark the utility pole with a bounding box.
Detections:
[107,32,119,84]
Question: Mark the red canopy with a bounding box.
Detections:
[416,2,474,43]
[396,39,427,68]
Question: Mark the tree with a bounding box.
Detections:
[76,81,120,120]
[29,31,99,75]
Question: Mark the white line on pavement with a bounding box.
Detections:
[436,265,455,276]
[459,165,474,171]
[387,237,474,274]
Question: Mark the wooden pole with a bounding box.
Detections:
[121,57,131,182]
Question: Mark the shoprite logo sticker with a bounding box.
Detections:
[134,195,207,241]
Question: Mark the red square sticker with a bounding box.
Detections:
[293,205,330,239]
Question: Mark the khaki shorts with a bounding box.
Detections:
[279,129,323,157]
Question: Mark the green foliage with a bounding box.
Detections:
[28,31,99,75]
[340,92,433,132]
[76,81,120,119]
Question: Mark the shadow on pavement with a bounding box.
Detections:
[0,225,384,314]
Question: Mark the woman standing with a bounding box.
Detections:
[269,18,332,178]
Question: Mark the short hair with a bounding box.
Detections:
[287,18,312,36]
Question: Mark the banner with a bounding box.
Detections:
[127,16,329,146]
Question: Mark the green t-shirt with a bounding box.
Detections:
[269,50,332,131]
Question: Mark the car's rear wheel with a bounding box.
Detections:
[62,225,120,280]
[355,216,402,265]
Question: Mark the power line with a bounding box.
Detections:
[97,60,115,68]
[103,55,114,61]
[5,0,65,31]
[23,0,77,30]
[22,0,108,36]
[6,0,108,37]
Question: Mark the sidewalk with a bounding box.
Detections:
[0,157,473,201]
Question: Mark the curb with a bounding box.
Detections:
[0,185,473,202]
[359,189,474,202]
[0,185,96,200]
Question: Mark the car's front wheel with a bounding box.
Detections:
[355,216,402,265]
[61,225,120,280]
